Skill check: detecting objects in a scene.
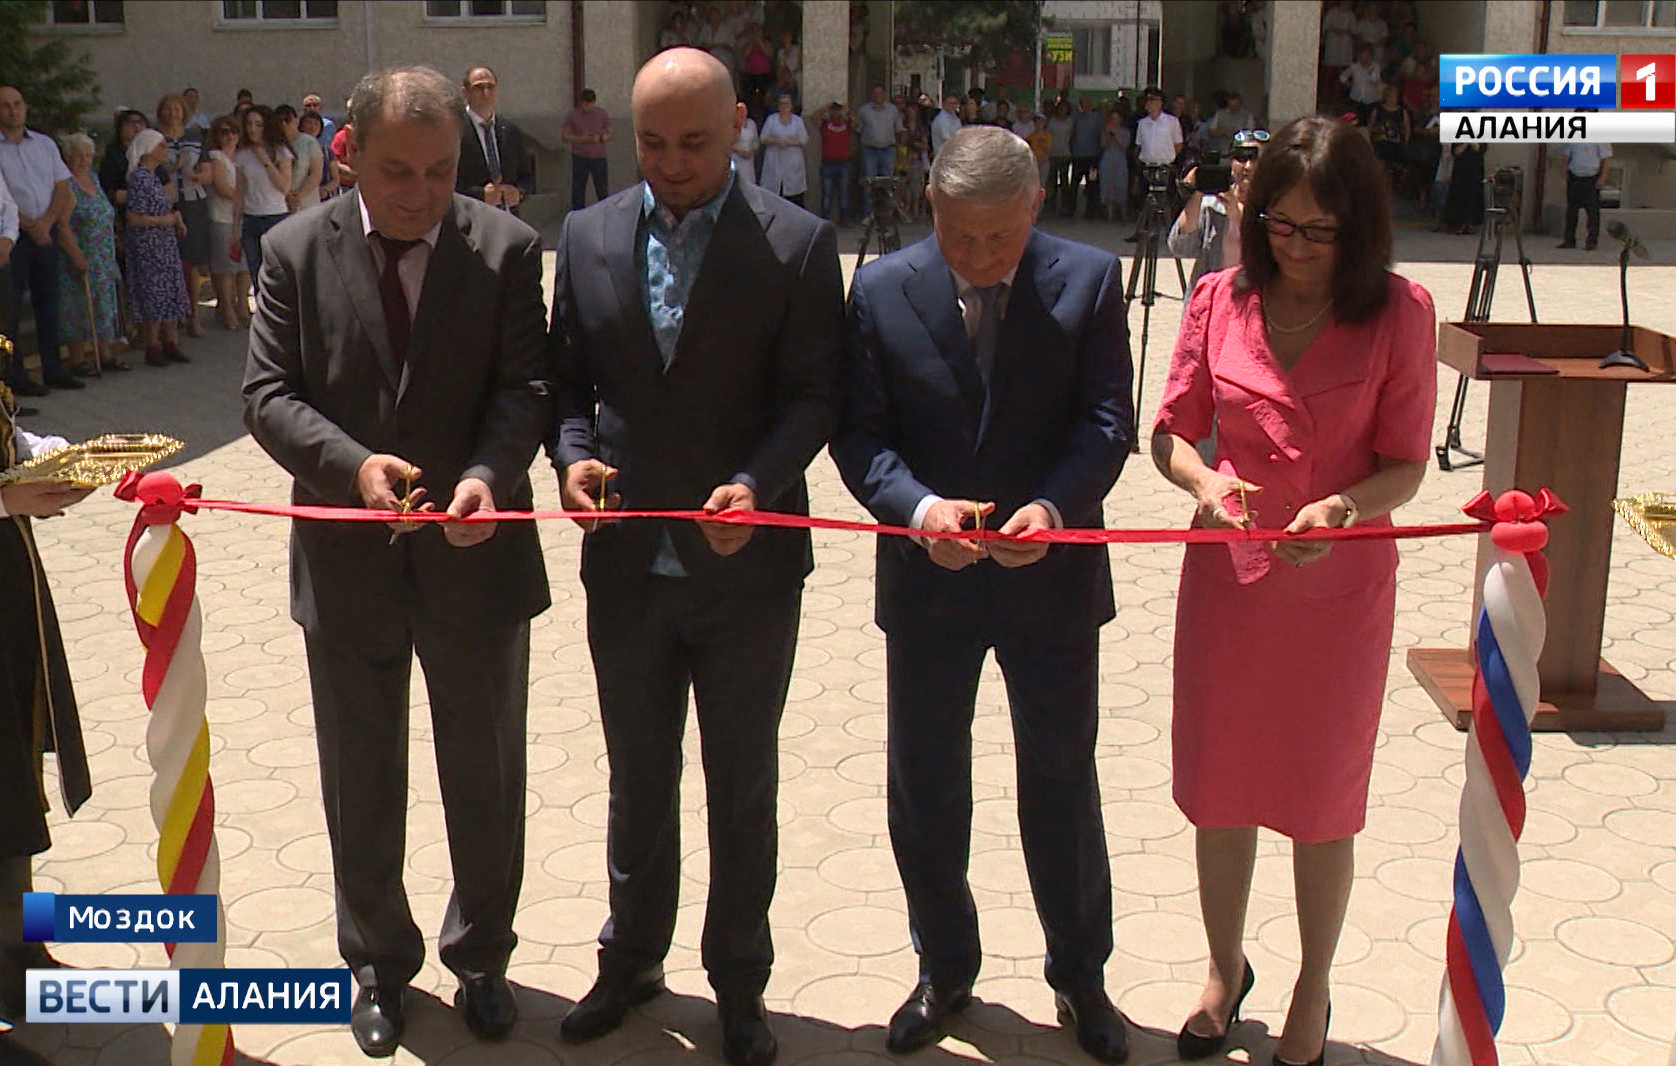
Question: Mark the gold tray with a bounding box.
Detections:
[0,434,184,489]
[1613,492,1676,561]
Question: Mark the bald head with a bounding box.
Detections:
[631,47,745,218]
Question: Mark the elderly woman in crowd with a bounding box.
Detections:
[202,116,249,329]
[125,129,192,366]
[54,133,127,373]
[757,92,808,205]
[156,92,210,338]
[231,105,293,294]
[1152,115,1436,1066]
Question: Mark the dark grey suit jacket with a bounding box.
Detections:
[242,191,551,634]
[548,179,843,593]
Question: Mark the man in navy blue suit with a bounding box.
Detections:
[830,124,1134,1063]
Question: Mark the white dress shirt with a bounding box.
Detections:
[1136,113,1183,164]
[0,128,71,222]
[0,172,16,243]
[357,191,441,322]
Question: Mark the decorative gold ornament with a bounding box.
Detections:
[1613,492,1676,560]
[0,433,185,489]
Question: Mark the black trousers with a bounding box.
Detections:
[1563,173,1602,245]
[586,575,801,997]
[572,156,609,210]
[303,610,530,992]
[885,613,1112,993]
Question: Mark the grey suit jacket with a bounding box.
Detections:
[548,178,843,594]
[242,191,551,634]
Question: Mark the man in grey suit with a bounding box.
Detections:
[242,66,550,1059]
[547,47,842,1066]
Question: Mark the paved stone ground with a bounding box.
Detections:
[5,216,1676,1066]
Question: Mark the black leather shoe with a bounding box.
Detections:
[455,974,517,1040]
[350,984,406,1058]
[886,980,973,1053]
[560,965,666,1042]
[8,379,48,397]
[43,374,85,390]
[1177,960,1255,1060]
[1054,987,1129,1064]
[719,993,777,1066]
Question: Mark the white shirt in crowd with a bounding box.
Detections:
[1565,142,1611,177]
[0,128,71,221]
[1340,60,1383,105]
[1321,4,1356,66]
[234,143,294,217]
[758,111,808,197]
[930,107,961,157]
[0,172,16,242]
[1136,112,1183,164]
[732,118,759,186]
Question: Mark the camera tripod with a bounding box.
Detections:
[1436,197,1538,472]
[853,176,903,277]
[1124,174,1190,452]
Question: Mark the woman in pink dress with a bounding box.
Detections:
[1151,115,1436,1066]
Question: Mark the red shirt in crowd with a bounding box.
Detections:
[821,116,852,163]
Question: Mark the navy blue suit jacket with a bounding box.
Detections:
[830,231,1134,634]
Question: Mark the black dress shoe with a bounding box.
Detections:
[1177,960,1255,1060]
[455,973,517,1040]
[718,993,777,1066]
[560,965,666,1042]
[1054,986,1129,1064]
[8,379,48,397]
[886,980,973,1053]
[43,374,85,390]
[350,984,406,1058]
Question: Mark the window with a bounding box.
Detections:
[221,0,339,21]
[425,0,546,18]
[45,1,125,25]
[1562,0,1676,28]
[1070,26,1112,79]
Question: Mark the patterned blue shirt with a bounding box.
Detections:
[638,164,737,364]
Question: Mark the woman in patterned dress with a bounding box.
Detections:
[123,129,191,367]
[54,133,127,373]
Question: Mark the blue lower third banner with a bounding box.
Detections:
[22,892,218,943]
[26,968,352,1024]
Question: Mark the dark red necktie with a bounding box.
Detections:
[375,233,423,361]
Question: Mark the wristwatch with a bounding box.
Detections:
[1337,492,1360,528]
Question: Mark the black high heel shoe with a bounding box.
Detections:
[1273,1002,1330,1066]
[1176,960,1255,1060]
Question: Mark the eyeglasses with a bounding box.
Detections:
[1259,212,1341,244]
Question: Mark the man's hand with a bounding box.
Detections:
[558,459,620,532]
[988,502,1053,568]
[501,185,523,208]
[24,218,52,246]
[0,237,12,267]
[1272,495,1345,568]
[355,453,430,535]
[920,498,995,571]
[483,182,504,207]
[443,477,497,547]
[698,481,756,556]
[0,482,95,518]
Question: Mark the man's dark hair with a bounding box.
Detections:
[236,88,253,100]
[1238,114,1393,323]
[274,103,298,122]
[580,88,596,103]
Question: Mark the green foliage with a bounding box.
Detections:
[894,0,1043,74]
[0,0,100,133]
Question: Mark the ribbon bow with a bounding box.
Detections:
[1462,488,1568,554]
[115,471,203,526]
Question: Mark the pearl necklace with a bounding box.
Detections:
[1263,293,1334,335]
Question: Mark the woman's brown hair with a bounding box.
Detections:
[1238,114,1393,323]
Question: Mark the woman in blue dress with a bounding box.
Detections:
[54,133,128,373]
[124,129,191,367]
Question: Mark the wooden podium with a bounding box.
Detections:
[1408,322,1675,731]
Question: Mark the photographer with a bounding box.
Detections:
[1168,129,1266,285]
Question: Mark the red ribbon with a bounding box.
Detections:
[153,495,1495,545]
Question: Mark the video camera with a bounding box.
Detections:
[1190,150,1232,196]
[1487,166,1522,212]
[1141,163,1175,193]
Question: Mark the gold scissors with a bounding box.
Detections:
[387,466,416,546]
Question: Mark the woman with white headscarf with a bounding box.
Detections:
[124,128,192,366]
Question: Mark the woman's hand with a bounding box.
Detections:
[1191,469,1261,530]
[1272,495,1348,567]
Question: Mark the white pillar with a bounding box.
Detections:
[1264,0,1321,126]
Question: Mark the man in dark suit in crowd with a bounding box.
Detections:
[242,65,550,1059]
[546,46,842,1066]
[831,124,1135,1063]
[456,65,531,213]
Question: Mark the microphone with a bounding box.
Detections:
[1600,220,1650,370]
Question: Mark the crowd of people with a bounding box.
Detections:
[7,45,1440,1066]
[0,83,353,395]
